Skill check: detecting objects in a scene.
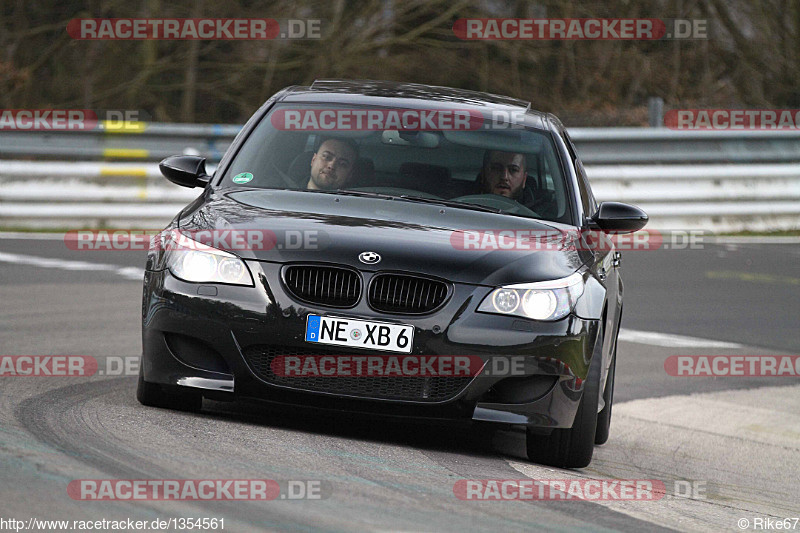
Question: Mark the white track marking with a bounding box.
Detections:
[0,251,143,281]
[710,236,800,244]
[618,329,743,348]
[0,232,67,240]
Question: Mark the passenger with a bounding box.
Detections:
[306,138,358,190]
[478,150,527,201]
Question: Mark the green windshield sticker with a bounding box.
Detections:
[232,172,254,184]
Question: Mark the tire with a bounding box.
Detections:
[594,347,616,445]
[526,326,602,469]
[137,368,202,412]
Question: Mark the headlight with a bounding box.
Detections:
[478,272,584,321]
[166,233,253,286]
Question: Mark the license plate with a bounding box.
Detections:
[305,315,414,354]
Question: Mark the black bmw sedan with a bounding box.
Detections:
[138,79,647,468]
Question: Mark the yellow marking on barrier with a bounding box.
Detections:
[136,174,149,200]
[103,148,149,158]
[100,167,149,177]
[101,120,148,133]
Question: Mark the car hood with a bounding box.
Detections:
[179,188,588,286]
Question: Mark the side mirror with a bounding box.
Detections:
[591,202,648,233]
[159,155,210,188]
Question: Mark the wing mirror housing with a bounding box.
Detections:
[159,155,210,188]
[591,202,648,233]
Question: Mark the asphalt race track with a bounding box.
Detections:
[0,234,798,532]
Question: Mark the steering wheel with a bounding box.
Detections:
[451,194,540,217]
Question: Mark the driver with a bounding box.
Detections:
[478,150,527,201]
[307,138,358,190]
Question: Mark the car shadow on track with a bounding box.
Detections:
[197,397,530,461]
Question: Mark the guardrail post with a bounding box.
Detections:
[648,97,664,127]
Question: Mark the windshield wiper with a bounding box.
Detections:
[303,189,502,214]
[303,189,397,200]
[397,195,502,213]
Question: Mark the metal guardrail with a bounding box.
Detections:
[1,124,799,231]
[0,123,239,162]
[571,128,800,164]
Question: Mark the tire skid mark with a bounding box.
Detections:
[12,378,306,532]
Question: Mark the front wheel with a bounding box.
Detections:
[526,326,602,469]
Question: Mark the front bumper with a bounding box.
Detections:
[141,260,601,429]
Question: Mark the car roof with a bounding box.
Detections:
[276,79,550,130]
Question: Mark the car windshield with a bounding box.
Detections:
[220,103,572,223]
